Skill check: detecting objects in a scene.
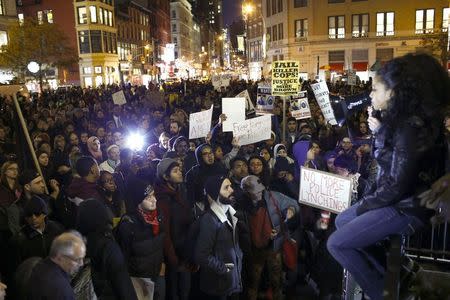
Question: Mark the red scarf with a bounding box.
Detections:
[138,207,160,236]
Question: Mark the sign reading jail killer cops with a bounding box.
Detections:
[271,61,300,96]
[189,105,214,139]
[299,167,352,214]
[232,115,272,146]
[310,81,338,125]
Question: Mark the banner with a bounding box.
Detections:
[232,115,272,146]
[299,167,352,214]
[189,105,213,139]
[256,83,273,114]
[272,61,300,96]
[290,91,311,120]
[311,81,337,125]
[222,98,246,132]
[112,90,127,106]
[235,89,256,115]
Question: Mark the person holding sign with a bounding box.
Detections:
[327,54,449,300]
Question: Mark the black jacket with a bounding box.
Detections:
[356,117,445,219]
[27,257,75,300]
[115,212,165,279]
[195,202,243,296]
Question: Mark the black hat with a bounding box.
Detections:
[126,177,154,209]
[24,195,48,217]
[204,175,227,201]
[334,155,358,174]
[19,169,40,186]
[273,157,293,174]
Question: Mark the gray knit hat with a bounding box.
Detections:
[157,158,179,180]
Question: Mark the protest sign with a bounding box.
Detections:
[232,115,271,146]
[222,98,246,132]
[311,82,337,125]
[212,74,231,91]
[299,167,352,214]
[290,91,311,120]
[235,89,256,114]
[347,70,357,86]
[256,83,274,114]
[272,61,300,96]
[189,105,213,139]
[112,90,127,106]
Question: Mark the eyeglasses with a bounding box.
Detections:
[64,254,84,265]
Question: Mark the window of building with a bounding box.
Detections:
[0,0,4,15]
[37,11,44,25]
[78,6,88,24]
[294,0,307,8]
[111,33,117,54]
[90,6,97,23]
[278,23,283,40]
[376,48,394,62]
[271,0,276,15]
[328,0,344,3]
[141,30,144,41]
[83,67,92,74]
[78,30,90,54]
[172,23,176,32]
[266,27,271,42]
[18,13,24,25]
[329,50,345,64]
[90,30,102,53]
[172,10,176,18]
[266,0,271,17]
[272,25,277,41]
[103,31,110,53]
[443,8,450,31]
[108,11,113,26]
[376,12,394,36]
[415,9,434,34]
[103,9,108,26]
[295,19,308,38]
[94,66,102,74]
[84,77,93,88]
[46,10,53,23]
[99,7,103,24]
[329,15,345,39]
[0,31,7,47]
[277,0,282,13]
[352,13,369,37]
[173,37,177,44]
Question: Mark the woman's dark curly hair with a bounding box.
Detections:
[377,53,450,130]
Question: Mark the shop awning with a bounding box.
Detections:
[329,63,344,71]
[353,62,368,72]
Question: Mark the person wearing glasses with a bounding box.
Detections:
[27,231,86,300]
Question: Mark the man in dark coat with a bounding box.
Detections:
[185,144,226,205]
[66,156,102,203]
[27,231,86,300]
[195,175,243,299]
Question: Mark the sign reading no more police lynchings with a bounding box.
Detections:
[271,61,300,96]
[299,167,353,214]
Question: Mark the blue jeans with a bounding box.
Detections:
[327,204,423,300]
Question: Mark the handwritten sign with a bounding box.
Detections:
[347,70,357,86]
[311,82,337,125]
[222,98,246,132]
[299,167,352,214]
[189,105,213,139]
[235,89,256,115]
[290,91,311,120]
[256,83,273,114]
[272,61,300,96]
[232,115,271,146]
[112,90,127,106]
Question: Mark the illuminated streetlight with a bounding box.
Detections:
[242,2,255,18]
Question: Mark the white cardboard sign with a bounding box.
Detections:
[112,90,127,106]
[235,89,256,113]
[189,105,214,139]
[310,82,337,125]
[222,97,246,132]
[299,167,352,214]
[232,115,271,146]
[290,91,311,120]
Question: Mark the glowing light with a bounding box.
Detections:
[27,61,40,74]
[126,133,145,151]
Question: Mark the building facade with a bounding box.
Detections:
[262,0,449,80]
[170,0,194,61]
[149,0,171,64]
[0,0,17,83]
[244,0,265,80]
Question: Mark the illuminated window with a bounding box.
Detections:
[99,7,104,24]
[443,8,450,31]
[78,30,90,54]
[46,10,53,23]
[329,15,345,39]
[83,67,92,74]
[84,77,93,87]
[0,0,4,15]
[37,11,43,25]
[18,13,24,25]
[352,14,369,37]
[0,31,7,47]
[108,11,113,26]
[376,12,394,36]
[78,7,88,24]
[94,66,102,74]
[90,6,97,23]
[415,9,434,34]
[295,19,308,38]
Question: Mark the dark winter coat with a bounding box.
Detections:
[67,177,103,202]
[154,182,194,267]
[115,212,165,279]
[356,117,446,220]
[195,201,243,296]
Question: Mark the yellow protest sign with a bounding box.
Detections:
[271,61,300,96]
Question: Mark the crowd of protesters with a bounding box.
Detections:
[0,53,448,300]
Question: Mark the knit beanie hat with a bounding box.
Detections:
[157,158,179,180]
[273,157,293,174]
[204,175,227,201]
[24,195,48,217]
[127,177,154,209]
[19,169,40,186]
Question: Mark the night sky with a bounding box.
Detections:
[223,0,243,27]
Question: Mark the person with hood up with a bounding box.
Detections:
[154,158,194,300]
[268,144,295,172]
[86,136,103,163]
[185,144,226,206]
[195,175,243,300]
[240,175,299,300]
[77,198,137,300]
[116,180,166,300]
[270,157,298,200]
